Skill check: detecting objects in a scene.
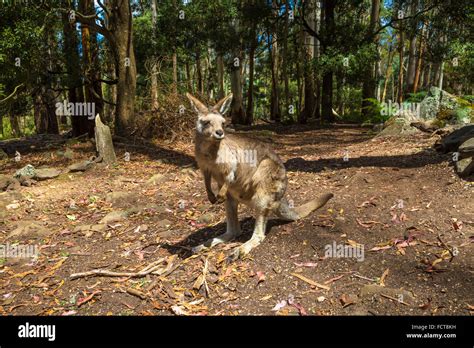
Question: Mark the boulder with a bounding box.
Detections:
[105,191,139,206]
[7,221,52,240]
[0,148,7,160]
[14,164,35,179]
[459,137,474,156]
[34,168,62,181]
[456,157,474,177]
[99,208,139,224]
[419,87,460,120]
[360,284,416,306]
[377,116,419,137]
[0,175,19,191]
[67,160,94,172]
[146,174,166,185]
[438,125,474,153]
[95,115,117,164]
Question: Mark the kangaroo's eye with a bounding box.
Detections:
[202,120,210,127]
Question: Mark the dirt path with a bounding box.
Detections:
[1,125,473,316]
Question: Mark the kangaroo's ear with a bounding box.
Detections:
[186,93,209,114]
[211,93,233,115]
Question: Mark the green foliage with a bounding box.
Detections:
[406,91,427,103]
[361,98,391,124]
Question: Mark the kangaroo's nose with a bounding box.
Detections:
[215,130,224,137]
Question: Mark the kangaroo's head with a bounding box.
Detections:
[186,93,233,141]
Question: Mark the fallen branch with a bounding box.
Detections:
[70,258,167,279]
[291,273,330,290]
[126,288,147,300]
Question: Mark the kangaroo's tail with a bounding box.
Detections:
[276,193,334,221]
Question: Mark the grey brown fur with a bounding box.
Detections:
[187,93,334,259]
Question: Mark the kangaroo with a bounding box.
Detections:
[187,93,334,260]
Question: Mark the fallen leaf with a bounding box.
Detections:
[272,300,287,311]
[291,273,330,290]
[380,268,389,287]
[294,262,318,268]
[340,294,356,308]
[369,245,392,252]
[77,290,100,307]
[171,305,187,316]
[256,271,266,284]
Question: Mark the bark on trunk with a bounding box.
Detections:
[321,0,335,123]
[216,54,225,100]
[362,0,381,117]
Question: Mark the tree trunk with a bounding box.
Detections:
[172,52,178,95]
[413,23,425,93]
[9,113,21,137]
[282,1,290,119]
[185,61,193,93]
[150,0,159,108]
[80,0,102,137]
[300,0,315,124]
[196,51,204,96]
[113,0,137,135]
[381,44,395,102]
[245,28,257,125]
[171,0,178,95]
[362,0,381,117]
[397,30,404,104]
[270,0,280,122]
[62,0,88,136]
[404,0,419,96]
[216,54,225,100]
[321,0,335,123]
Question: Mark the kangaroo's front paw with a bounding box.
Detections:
[216,192,226,203]
[207,192,217,204]
[192,244,209,254]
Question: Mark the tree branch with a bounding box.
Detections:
[0,83,24,104]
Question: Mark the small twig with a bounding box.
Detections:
[291,273,330,290]
[70,258,166,279]
[437,234,456,260]
[352,273,377,282]
[380,293,410,306]
[126,288,148,300]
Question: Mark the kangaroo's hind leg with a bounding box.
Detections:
[229,210,268,261]
[192,194,241,253]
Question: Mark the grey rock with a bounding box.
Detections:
[34,168,61,180]
[99,208,139,224]
[95,115,117,164]
[7,221,52,240]
[14,164,35,179]
[458,137,474,156]
[0,148,7,160]
[0,175,18,191]
[67,160,94,172]
[360,284,416,306]
[146,174,166,185]
[420,87,460,120]
[105,191,138,206]
[439,125,474,153]
[456,157,474,177]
